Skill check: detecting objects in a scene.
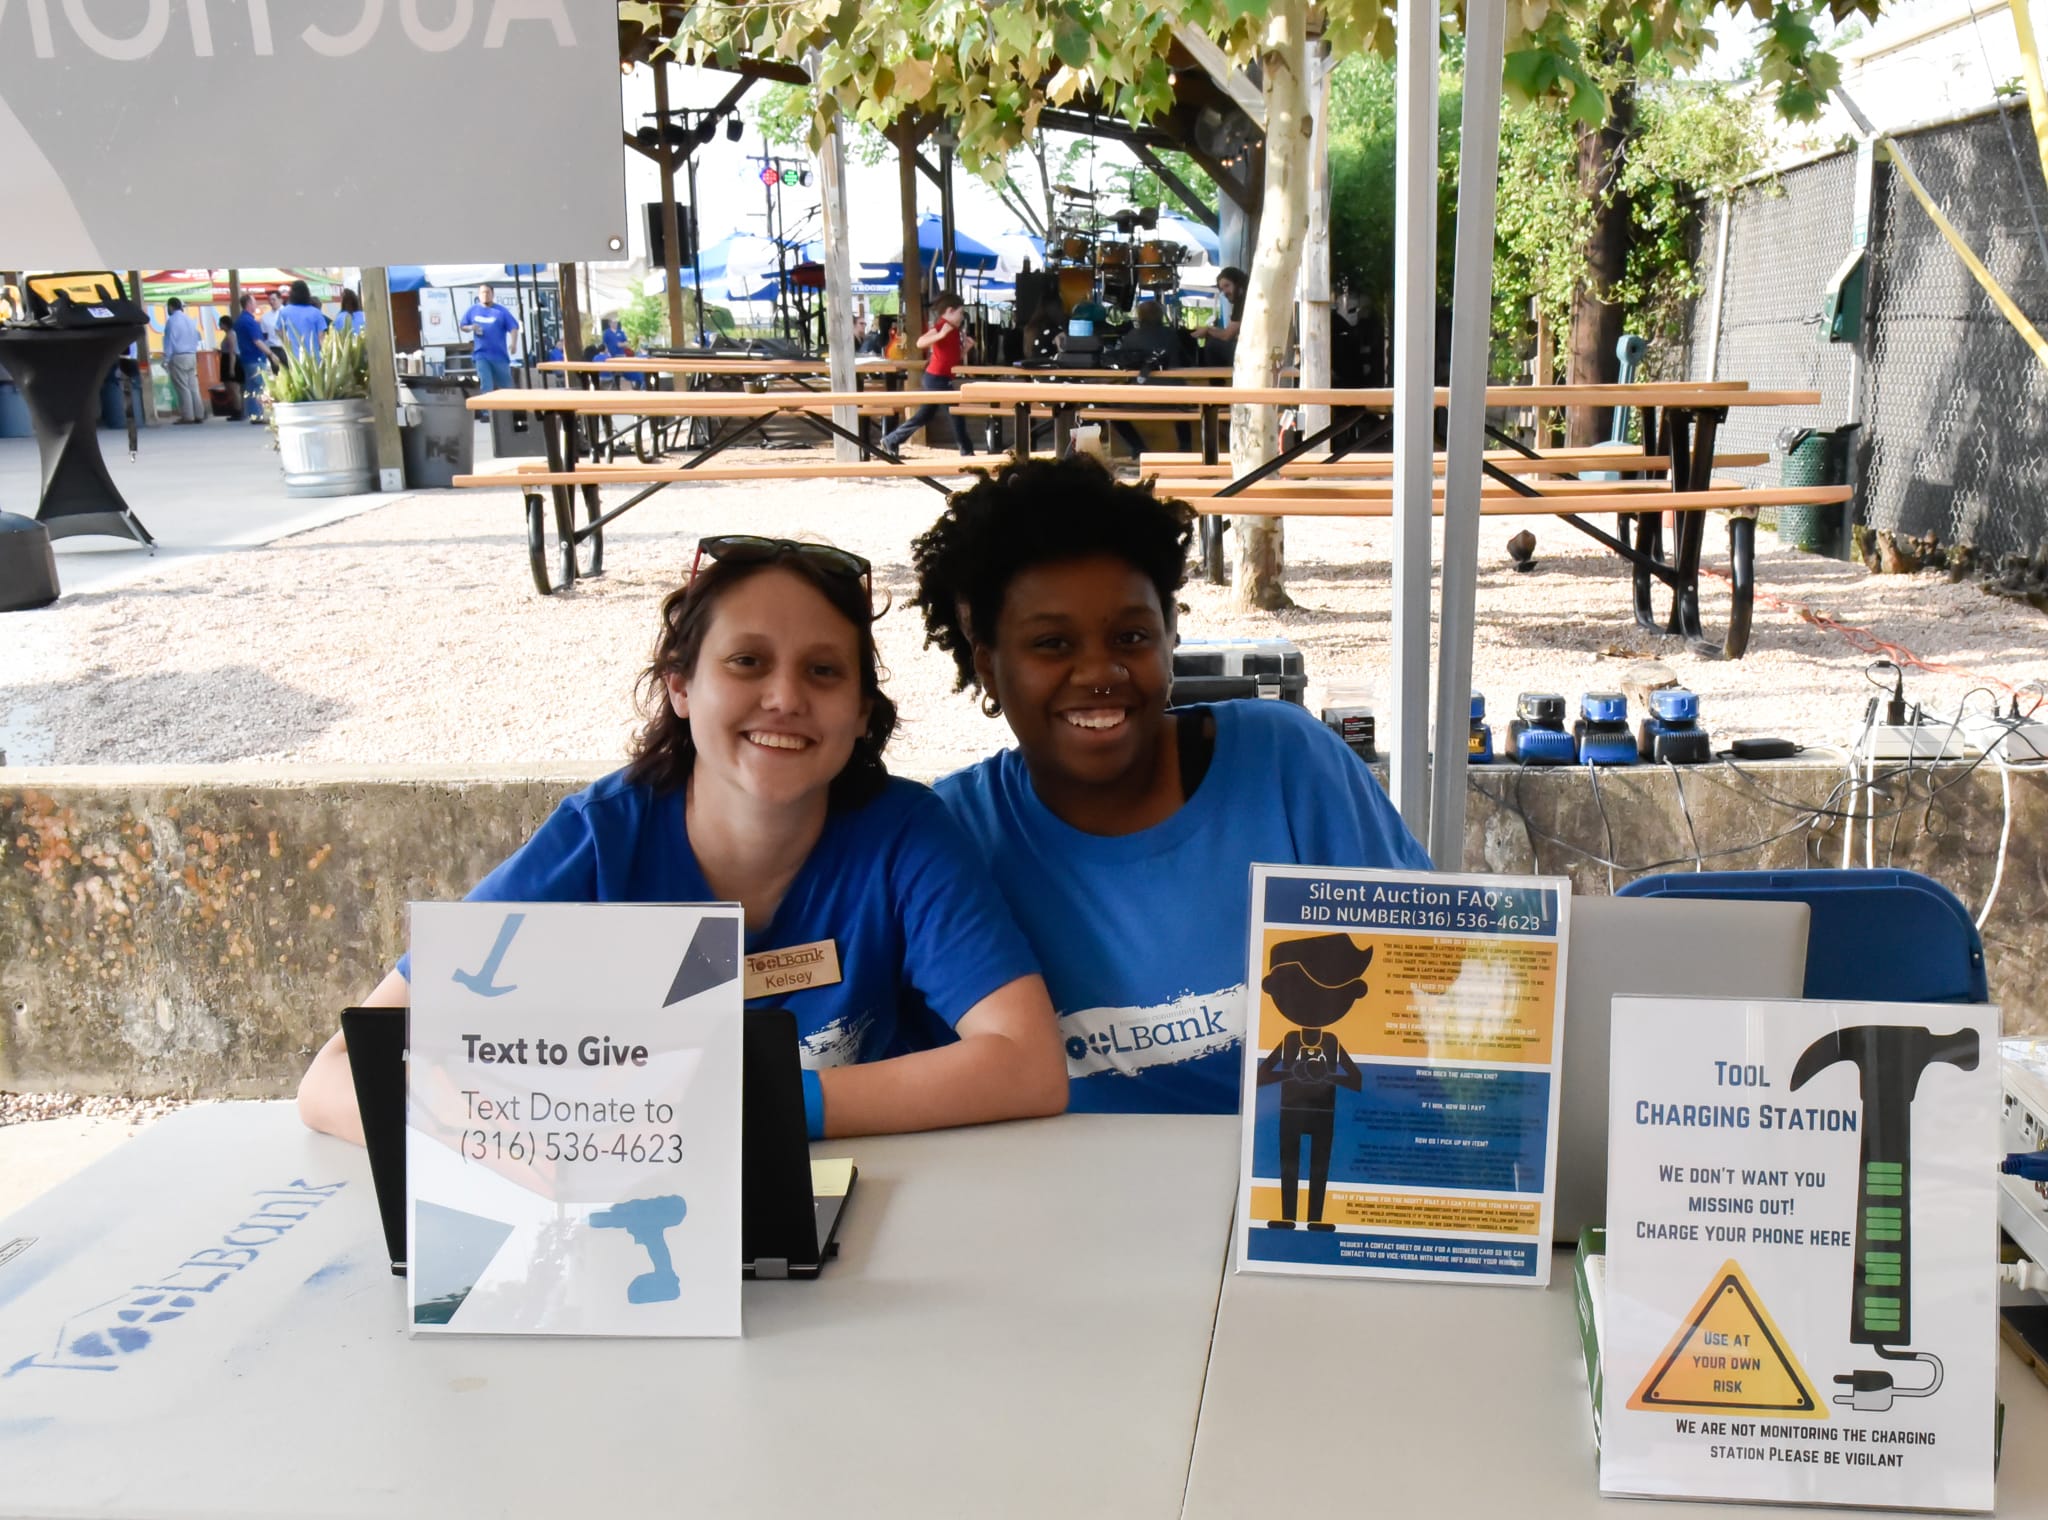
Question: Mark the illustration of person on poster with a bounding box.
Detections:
[1257,935,1372,1230]
[1236,867,1570,1284]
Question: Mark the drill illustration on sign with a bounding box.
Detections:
[591,1195,689,1305]
[1257,935,1371,1230]
[1790,1024,1979,1411]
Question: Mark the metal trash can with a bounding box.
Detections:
[488,401,547,459]
[0,511,60,610]
[400,374,479,489]
[1776,423,1859,554]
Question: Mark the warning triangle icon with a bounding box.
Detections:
[1626,1258,1826,1417]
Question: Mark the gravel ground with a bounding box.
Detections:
[2,444,2043,777]
[0,1091,191,1127]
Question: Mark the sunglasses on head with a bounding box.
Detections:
[689,535,873,599]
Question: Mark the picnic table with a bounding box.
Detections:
[956,380,1847,659]
[536,358,920,462]
[460,388,983,594]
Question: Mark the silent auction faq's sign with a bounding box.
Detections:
[1601,996,1999,1512]
[1235,866,1570,1284]
[0,0,628,266]
[407,902,745,1338]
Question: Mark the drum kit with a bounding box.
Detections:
[1044,188,1186,314]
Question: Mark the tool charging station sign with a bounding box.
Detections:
[1600,996,2000,1512]
[0,0,627,267]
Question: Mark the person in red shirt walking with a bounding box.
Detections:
[880,293,976,456]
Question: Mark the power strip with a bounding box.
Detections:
[1860,720,1979,761]
[2001,1039,2048,1279]
[1961,713,2048,763]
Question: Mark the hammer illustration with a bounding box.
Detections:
[1791,1024,1978,1409]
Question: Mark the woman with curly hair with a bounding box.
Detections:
[300,536,1067,1144]
[911,457,1428,1115]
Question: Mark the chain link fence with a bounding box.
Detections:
[1683,100,2048,565]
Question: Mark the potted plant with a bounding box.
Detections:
[267,324,375,497]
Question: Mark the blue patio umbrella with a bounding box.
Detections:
[1153,215,1222,263]
[859,213,1000,283]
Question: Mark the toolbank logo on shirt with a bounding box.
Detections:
[1060,986,1245,1078]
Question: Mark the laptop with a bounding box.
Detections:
[341,1005,411,1276]
[1551,897,1809,1244]
[340,1005,854,1281]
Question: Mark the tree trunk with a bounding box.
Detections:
[1232,0,1312,612]
[1566,69,1633,447]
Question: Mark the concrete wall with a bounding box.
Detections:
[3,761,2041,1095]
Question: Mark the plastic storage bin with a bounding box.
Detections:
[1170,638,1307,705]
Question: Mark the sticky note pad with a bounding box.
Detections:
[810,1158,854,1198]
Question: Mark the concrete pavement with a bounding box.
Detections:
[0,407,516,600]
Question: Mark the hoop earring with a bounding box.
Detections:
[980,693,1002,719]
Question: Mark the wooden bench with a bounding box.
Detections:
[463,388,997,594]
[961,381,1831,659]
[1142,447,1771,476]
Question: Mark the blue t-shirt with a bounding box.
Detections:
[936,700,1431,1115]
[233,310,267,364]
[601,325,630,357]
[399,770,1039,1069]
[277,303,329,354]
[463,302,519,362]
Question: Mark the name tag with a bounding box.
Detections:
[744,939,842,1000]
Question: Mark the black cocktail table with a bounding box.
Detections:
[0,322,153,545]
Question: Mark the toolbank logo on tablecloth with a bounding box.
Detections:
[3,1179,348,1381]
[0,0,624,266]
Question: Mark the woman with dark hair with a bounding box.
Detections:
[300,536,1068,1144]
[911,457,1429,1116]
[277,278,331,355]
[336,287,366,336]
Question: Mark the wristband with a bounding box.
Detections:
[801,1068,825,1141]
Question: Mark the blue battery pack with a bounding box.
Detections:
[1506,692,1574,764]
[1637,687,1712,763]
[1575,691,1640,765]
[1468,692,1494,764]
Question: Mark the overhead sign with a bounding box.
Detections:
[1601,996,1999,1512]
[0,0,627,267]
[407,902,745,1338]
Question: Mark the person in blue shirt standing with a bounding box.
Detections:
[599,312,643,389]
[298,534,1068,1146]
[276,279,330,357]
[161,297,206,424]
[232,293,272,426]
[462,283,520,417]
[910,457,1432,1116]
[335,288,367,336]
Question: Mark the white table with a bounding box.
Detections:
[1183,1251,2048,1518]
[0,1104,1238,1520]
[10,1107,2044,1519]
